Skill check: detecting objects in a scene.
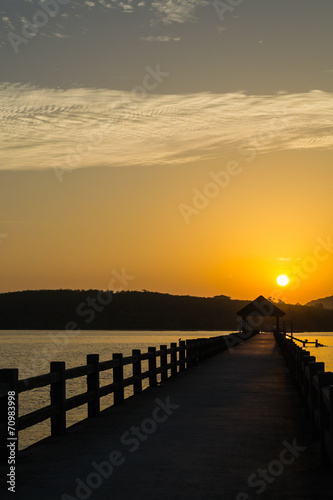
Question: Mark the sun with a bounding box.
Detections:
[277,274,289,287]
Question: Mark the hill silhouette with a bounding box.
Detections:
[0,290,333,331]
[306,295,333,310]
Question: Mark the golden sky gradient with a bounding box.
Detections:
[1,147,332,303]
[1,0,333,304]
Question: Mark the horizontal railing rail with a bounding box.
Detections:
[284,333,324,348]
[0,330,258,460]
[274,332,333,467]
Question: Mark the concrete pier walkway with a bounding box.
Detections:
[1,333,332,499]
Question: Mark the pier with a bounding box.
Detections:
[1,331,333,499]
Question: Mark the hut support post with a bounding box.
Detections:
[276,316,280,334]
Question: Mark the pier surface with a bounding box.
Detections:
[2,333,332,499]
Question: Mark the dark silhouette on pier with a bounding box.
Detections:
[236,295,286,334]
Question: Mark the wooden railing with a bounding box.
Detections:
[274,332,333,467]
[284,333,324,348]
[0,331,257,460]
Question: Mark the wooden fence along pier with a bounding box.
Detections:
[0,332,256,461]
[275,331,333,466]
[285,334,324,348]
[1,325,333,499]
[1,327,333,497]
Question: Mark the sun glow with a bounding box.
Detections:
[277,274,290,287]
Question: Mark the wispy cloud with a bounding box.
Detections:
[150,0,208,24]
[0,0,208,48]
[1,84,333,172]
[12,0,207,21]
[94,0,208,22]
[140,36,181,42]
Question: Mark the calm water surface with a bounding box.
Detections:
[1,330,332,450]
[291,332,333,371]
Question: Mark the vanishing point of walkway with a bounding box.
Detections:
[3,333,332,499]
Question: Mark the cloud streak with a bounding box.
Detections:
[0,0,207,46]
[0,0,207,52]
[140,36,181,42]
[1,84,333,172]
[150,0,208,24]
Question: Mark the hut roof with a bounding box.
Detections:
[236,295,286,317]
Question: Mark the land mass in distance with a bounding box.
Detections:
[0,290,332,332]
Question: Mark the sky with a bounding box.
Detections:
[0,0,333,304]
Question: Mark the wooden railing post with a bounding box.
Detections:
[309,362,325,436]
[186,339,193,369]
[0,369,18,463]
[87,354,100,418]
[297,350,310,395]
[317,372,333,465]
[215,336,219,353]
[205,338,210,359]
[170,343,177,377]
[196,338,202,362]
[326,385,333,465]
[113,353,124,404]
[179,340,186,372]
[148,347,157,387]
[50,362,66,436]
[209,338,214,357]
[132,349,142,395]
[192,339,199,365]
[301,355,316,410]
[160,345,168,382]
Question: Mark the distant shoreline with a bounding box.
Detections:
[1,290,332,332]
[1,328,333,333]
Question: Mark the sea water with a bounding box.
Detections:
[292,332,333,371]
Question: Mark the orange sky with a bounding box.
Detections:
[1,147,332,304]
[1,1,333,304]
